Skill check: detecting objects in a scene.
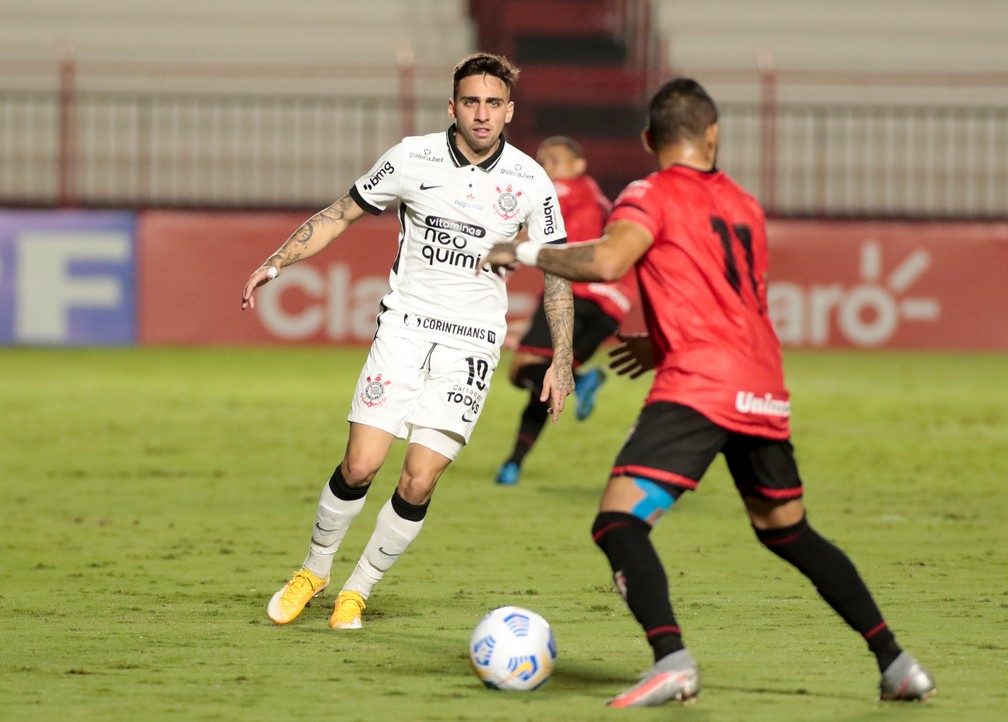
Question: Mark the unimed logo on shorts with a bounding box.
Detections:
[769,240,940,348]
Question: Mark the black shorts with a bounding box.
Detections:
[612,402,803,501]
[518,296,619,366]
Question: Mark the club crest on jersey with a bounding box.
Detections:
[403,313,422,328]
[493,184,522,220]
[361,374,392,407]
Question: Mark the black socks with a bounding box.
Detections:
[592,511,684,662]
[755,516,902,671]
[329,465,369,500]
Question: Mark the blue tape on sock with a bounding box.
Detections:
[630,477,676,523]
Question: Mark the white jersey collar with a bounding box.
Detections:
[446,124,507,171]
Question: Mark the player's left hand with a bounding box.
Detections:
[541,361,574,423]
[480,242,518,276]
[241,265,279,310]
[608,332,655,378]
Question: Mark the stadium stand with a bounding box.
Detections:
[1,0,1005,216]
[470,0,659,198]
[0,0,474,77]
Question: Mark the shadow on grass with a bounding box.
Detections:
[702,682,863,702]
[553,661,873,703]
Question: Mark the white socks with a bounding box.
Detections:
[341,497,425,599]
[302,482,367,578]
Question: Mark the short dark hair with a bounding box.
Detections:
[538,135,585,159]
[646,78,719,148]
[452,53,520,99]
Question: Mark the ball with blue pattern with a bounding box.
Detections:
[469,606,556,691]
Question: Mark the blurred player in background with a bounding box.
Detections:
[495,136,636,486]
[483,78,935,706]
[241,52,574,631]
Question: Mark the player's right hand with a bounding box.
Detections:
[608,332,655,378]
[541,361,573,423]
[479,242,518,276]
[241,265,278,310]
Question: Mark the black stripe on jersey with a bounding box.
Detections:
[390,203,408,275]
[614,201,648,215]
[350,184,382,215]
[445,124,507,171]
[446,126,468,167]
[374,299,387,339]
[480,133,507,171]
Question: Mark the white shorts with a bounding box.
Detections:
[348,333,499,457]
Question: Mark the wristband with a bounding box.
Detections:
[265,266,278,279]
[515,242,542,267]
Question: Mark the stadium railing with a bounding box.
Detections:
[1,57,1006,218]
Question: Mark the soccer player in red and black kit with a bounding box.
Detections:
[483,78,935,707]
[496,136,636,486]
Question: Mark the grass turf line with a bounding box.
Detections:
[0,347,1005,721]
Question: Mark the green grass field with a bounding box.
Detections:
[1,346,1005,721]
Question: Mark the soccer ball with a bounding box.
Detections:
[469,606,556,691]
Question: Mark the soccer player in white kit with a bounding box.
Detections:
[241,53,575,629]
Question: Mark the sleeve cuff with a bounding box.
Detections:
[349,185,383,216]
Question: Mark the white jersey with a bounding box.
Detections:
[349,126,567,354]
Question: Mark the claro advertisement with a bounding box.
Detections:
[1,209,1006,350]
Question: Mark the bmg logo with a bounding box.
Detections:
[542,197,556,235]
[362,161,395,191]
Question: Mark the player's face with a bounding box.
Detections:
[449,74,514,161]
[537,144,585,181]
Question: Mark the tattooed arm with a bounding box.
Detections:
[481,219,652,420]
[537,220,651,282]
[541,271,574,423]
[483,219,652,283]
[241,194,366,310]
